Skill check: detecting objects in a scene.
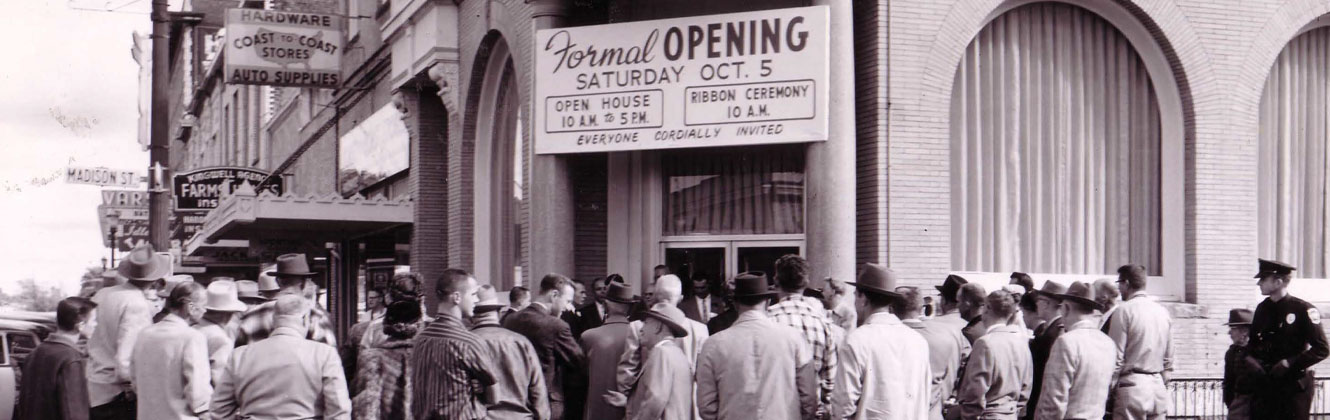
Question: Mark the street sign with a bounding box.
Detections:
[66,166,143,187]
[224,9,345,88]
[533,6,830,154]
[174,167,283,211]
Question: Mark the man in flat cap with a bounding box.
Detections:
[1106,264,1172,420]
[1246,259,1328,420]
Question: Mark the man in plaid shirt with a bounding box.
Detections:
[767,254,839,416]
[235,253,337,347]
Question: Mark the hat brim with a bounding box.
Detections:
[120,255,173,282]
[732,291,777,299]
[846,282,904,300]
[206,300,249,313]
[1053,294,1101,311]
[238,296,271,304]
[642,311,689,337]
[1224,321,1252,326]
[606,295,639,304]
[267,271,319,277]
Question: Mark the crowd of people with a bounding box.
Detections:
[10,242,1330,420]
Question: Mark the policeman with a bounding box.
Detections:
[1246,259,1329,420]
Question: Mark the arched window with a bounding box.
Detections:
[1258,27,1330,277]
[950,3,1162,275]
[475,38,526,290]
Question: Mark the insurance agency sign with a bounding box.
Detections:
[533,6,829,154]
[224,9,343,88]
[174,167,284,211]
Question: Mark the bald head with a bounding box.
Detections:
[273,295,309,330]
[1093,278,1120,309]
[655,274,683,306]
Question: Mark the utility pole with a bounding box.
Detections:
[147,0,171,251]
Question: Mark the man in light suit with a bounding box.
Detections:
[955,290,1033,420]
[616,275,709,419]
[1035,282,1120,420]
[211,295,351,420]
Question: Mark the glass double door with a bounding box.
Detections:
[663,240,802,287]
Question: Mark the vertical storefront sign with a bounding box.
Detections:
[534,6,830,154]
[224,9,344,88]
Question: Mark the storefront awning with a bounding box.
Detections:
[184,184,413,256]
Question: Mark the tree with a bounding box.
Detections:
[6,279,66,312]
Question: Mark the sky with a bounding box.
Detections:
[0,0,169,296]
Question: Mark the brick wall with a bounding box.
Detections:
[405,86,450,311]
[882,0,1330,377]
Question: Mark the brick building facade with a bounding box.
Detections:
[160,0,1330,380]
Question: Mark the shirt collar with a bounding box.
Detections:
[985,322,1008,335]
[901,318,926,328]
[271,326,306,338]
[1066,318,1099,331]
[604,314,630,324]
[433,311,466,327]
[864,311,902,325]
[735,309,770,324]
[529,301,551,315]
[1127,292,1152,301]
[46,333,80,348]
[160,313,189,327]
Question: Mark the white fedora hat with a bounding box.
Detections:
[204,280,249,312]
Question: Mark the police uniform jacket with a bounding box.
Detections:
[1248,295,1328,379]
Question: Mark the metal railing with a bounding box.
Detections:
[1168,377,1330,418]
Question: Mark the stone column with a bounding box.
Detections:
[805,0,857,286]
[527,0,577,281]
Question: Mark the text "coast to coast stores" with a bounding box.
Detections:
[533,6,830,154]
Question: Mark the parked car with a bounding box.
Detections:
[0,318,56,420]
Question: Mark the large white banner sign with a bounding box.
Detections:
[224,8,343,88]
[534,6,829,154]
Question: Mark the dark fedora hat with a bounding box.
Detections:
[848,263,903,300]
[642,306,689,338]
[935,274,968,299]
[266,253,319,277]
[1053,281,1101,311]
[1029,280,1069,299]
[732,271,776,298]
[1225,308,1254,326]
[605,282,639,304]
[117,244,172,282]
[1255,258,1296,278]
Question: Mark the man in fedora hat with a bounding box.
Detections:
[615,274,710,420]
[617,307,694,420]
[897,286,966,420]
[235,253,336,347]
[582,282,637,420]
[194,279,248,383]
[470,284,550,420]
[233,280,268,309]
[212,295,351,420]
[929,274,971,342]
[1026,280,1069,420]
[255,273,280,300]
[1246,259,1328,420]
[1106,264,1173,420]
[131,281,212,419]
[1222,308,1258,419]
[695,272,817,420]
[829,264,930,419]
[88,244,170,420]
[1034,282,1119,420]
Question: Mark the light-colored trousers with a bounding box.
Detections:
[1112,373,1168,420]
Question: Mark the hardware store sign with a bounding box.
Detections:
[224,8,343,88]
[534,6,829,154]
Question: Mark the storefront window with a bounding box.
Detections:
[492,62,524,289]
[662,145,805,236]
[950,3,1162,275]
